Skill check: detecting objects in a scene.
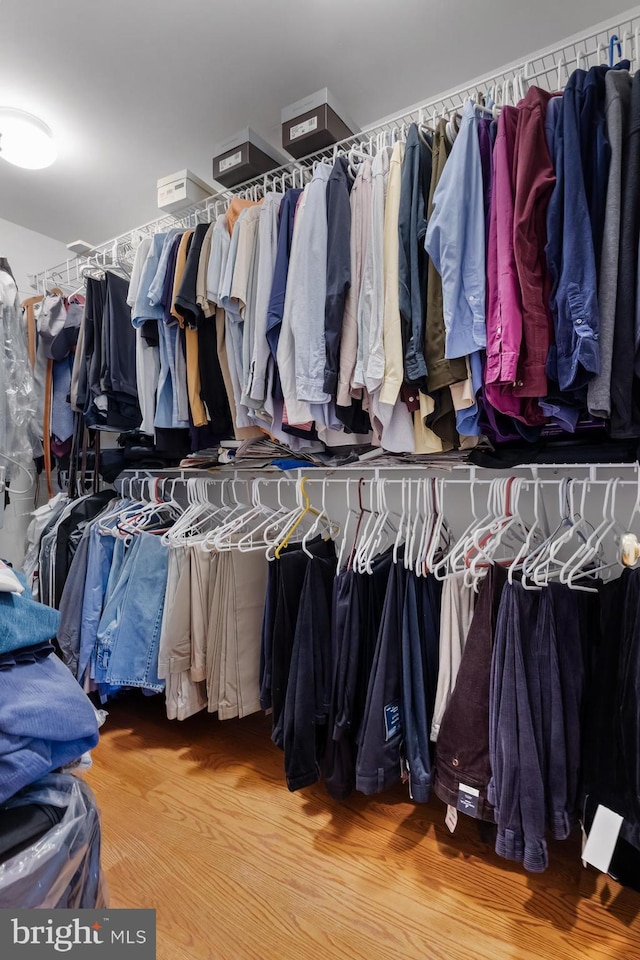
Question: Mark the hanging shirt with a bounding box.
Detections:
[147,229,181,308]
[611,70,640,439]
[588,69,632,419]
[127,237,159,436]
[174,223,210,428]
[378,142,405,409]
[546,71,600,394]
[336,160,372,408]
[132,233,168,326]
[512,86,556,399]
[324,157,353,397]
[265,189,303,382]
[247,192,283,408]
[195,222,215,318]
[485,107,545,425]
[220,210,257,431]
[127,237,153,312]
[425,99,487,360]
[278,164,333,425]
[422,118,467,394]
[206,214,231,307]
[399,124,432,385]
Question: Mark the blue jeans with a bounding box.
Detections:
[94,532,168,694]
[78,524,115,684]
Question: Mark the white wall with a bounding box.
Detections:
[0,216,69,300]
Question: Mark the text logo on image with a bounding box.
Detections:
[0,909,156,957]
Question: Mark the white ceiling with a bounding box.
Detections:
[0,0,634,246]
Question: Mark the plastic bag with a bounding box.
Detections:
[0,270,41,483]
[0,773,108,908]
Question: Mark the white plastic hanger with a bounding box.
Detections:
[359,479,401,574]
[236,478,289,553]
[432,472,485,580]
[563,479,625,590]
[533,480,593,586]
[508,477,548,588]
[393,478,409,566]
[415,479,436,578]
[521,478,570,587]
[423,479,453,575]
[338,478,359,572]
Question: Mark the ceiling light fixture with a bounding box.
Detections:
[0,107,57,170]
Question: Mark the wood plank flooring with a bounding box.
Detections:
[86,695,640,960]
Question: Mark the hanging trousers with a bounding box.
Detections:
[356,558,406,795]
[489,581,548,872]
[283,550,337,791]
[323,549,392,801]
[400,572,442,802]
[268,538,336,749]
[434,565,506,820]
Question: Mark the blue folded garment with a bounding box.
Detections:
[0,653,99,803]
[0,571,61,655]
[0,641,54,670]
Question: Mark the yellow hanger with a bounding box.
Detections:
[274,476,320,559]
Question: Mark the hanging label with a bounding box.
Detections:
[289,116,318,141]
[445,805,458,833]
[582,805,623,873]
[219,150,243,172]
[581,822,588,868]
[457,783,480,818]
[400,756,409,785]
[384,700,401,741]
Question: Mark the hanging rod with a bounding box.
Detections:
[32,5,640,295]
[114,461,640,488]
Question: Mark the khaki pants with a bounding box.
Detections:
[207,548,267,719]
[159,546,207,721]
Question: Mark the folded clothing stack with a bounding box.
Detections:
[0,570,100,805]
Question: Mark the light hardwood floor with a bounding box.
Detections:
[86,695,640,960]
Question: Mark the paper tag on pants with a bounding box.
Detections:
[457,782,480,818]
[445,805,458,833]
[384,700,401,741]
[582,805,623,874]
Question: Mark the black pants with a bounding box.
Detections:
[197,318,232,437]
[323,549,392,801]
[434,565,506,820]
[282,551,337,791]
[356,558,406,795]
[269,538,336,750]
[583,569,640,853]
[400,572,442,803]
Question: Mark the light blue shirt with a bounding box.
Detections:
[456,350,483,436]
[132,233,167,327]
[147,228,181,307]
[425,99,486,360]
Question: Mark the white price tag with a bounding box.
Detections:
[445,805,458,834]
[582,805,623,874]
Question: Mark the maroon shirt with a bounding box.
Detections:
[512,86,556,400]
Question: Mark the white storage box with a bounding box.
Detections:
[157,170,214,215]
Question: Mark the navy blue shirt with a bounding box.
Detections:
[546,70,601,393]
[398,124,432,383]
[265,188,303,399]
[324,158,352,396]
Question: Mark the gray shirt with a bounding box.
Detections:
[588,69,632,419]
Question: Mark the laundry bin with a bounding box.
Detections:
[0,773,107,909]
